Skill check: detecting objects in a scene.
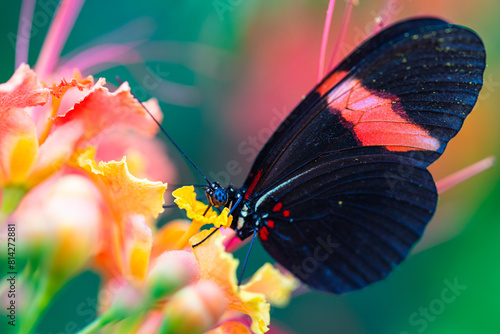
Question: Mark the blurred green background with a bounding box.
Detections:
[1,0,499,333]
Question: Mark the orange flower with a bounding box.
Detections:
[92,186,298,334]
[0,64,165,220]
[2,64,171,332]
[68,147,167,282]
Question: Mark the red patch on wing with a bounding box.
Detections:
[245,169,262,199]
[259,227,269,240]
[328,80,440,152]
[267,220,275,228]
[316,70,349,96]
[272,202,282,212]
[282,210,290,217]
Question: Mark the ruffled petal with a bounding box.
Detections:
[191,230,270,334]
[0,64,49,112]
[173,185,232,227]
[70,147,167,220]
[95,130,176,183]
[53,79,162,146]
[241,263,299,308]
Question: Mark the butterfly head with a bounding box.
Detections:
[205,182,237,208]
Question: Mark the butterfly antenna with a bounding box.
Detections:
[116,76,212,187]
[169,184,208,188]
[237,229,258,287]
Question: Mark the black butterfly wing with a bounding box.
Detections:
[255,153,436,293]
[242,18,485,200]
[238,18,485,293]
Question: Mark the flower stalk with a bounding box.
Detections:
[0,186,26,223]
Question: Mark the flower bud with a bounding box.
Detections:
[101,279,145,325]
[44,175,100,279]
[205,321,252,334]
[145,251,200,300]
[159,281,227,334]
[17,175,100,283]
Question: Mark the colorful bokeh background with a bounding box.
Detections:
[1,0,499,333]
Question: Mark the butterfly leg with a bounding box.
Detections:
[192,227,221,248]
[237,229,258,288]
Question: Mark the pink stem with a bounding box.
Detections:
[327,0,355,72]
[34,0,85,79]
[16,0,36,68]
[317,0,336,82]
[436,156,496,194]
[57,43,144,75]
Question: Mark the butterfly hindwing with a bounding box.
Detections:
[255,154,437,293]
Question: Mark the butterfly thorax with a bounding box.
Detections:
[222,189,265,240]
[205,182,260,240]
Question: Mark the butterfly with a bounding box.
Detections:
[196,17,486,294]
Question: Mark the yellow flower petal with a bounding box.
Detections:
[173,186,232,227]
[191,230,270,334]
[0,108,39,186]
[124,215,153,281]
[172,186,232,249]
[241,263,299,308]
[71,147,167,220]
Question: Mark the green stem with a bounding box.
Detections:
[18,273,52,334]
[77,315,113,334]
[76,294,152,334]
[113,313,145,334]
[0,187,26,223]
[158,317,177,334]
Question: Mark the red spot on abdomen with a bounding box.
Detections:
[259,227,269,240]
[283,210,290,217]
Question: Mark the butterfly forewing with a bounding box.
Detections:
[242,18,485,200]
